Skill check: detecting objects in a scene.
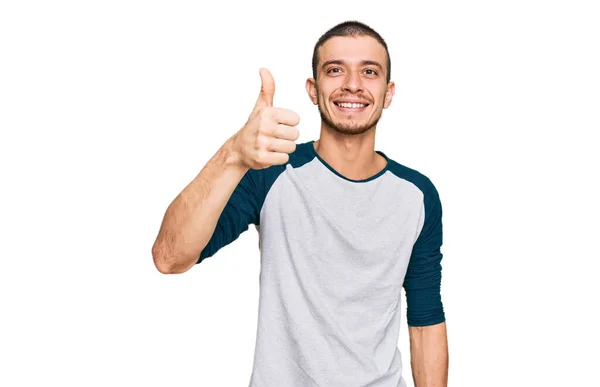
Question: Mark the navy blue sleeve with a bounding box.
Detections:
[197,168,264,263]
[403,181,445,326]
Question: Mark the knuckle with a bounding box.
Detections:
[257,118,268,133]
[258,151,273,166]
[260,106,274,118]
[258,114,274,131]
[255,151,265,164]
[256,134,270,150]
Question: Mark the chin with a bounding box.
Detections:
[322,113,379,136]
[334,124,372,135]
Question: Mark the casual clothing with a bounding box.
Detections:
[198,140,445,387]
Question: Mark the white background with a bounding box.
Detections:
[1,0,599,386]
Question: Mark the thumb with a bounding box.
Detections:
[255,68,275,109]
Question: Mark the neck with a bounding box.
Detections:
[313,127,387,181]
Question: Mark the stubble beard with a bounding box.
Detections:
[317,96,383,136]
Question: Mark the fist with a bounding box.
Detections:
[232,68,300,170]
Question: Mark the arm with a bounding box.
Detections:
[151,68,299,275]
[151,136,250,274]
[403,176,447,386]
[409,322,448,387]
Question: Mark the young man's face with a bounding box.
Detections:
[306,35,395,136]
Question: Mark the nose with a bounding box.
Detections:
[341,71,363,93]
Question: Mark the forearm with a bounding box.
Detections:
[409,322,448,387]
[152,135,249,274]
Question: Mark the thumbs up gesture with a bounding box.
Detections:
[231,68,300,170]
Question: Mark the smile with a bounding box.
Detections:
[334,101,369,111]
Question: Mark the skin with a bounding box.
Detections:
[305,35,394,181]
[152,33,448,386]
[410,322,449,387]
[306,35,449,386]
[152,69,299,274]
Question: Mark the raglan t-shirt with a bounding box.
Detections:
[198,140,445,387]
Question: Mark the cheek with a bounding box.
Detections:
[317,80,339,97]
[317,90,331,105]
[376,89,388,105]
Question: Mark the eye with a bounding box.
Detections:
[364,69,378,76]
[327,67,341,74]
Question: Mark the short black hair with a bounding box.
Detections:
[312,20,391,83]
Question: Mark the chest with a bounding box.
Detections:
[259,174,424,278]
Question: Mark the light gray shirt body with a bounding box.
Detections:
[198,140,445,386]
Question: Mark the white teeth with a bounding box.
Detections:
[338,102,366,108]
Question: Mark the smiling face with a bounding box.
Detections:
[306,35,395,136]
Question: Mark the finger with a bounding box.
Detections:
[260,151,289,166]
[272,124,300,142]
[273,108,300,126]
[254,68,275,110]
[267,138,297,154]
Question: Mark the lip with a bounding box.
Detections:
[334,100,370,105]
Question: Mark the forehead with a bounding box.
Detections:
[318,35,387,67]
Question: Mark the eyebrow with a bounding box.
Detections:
[321,59,384,71]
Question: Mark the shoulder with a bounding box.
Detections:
[288,140,318,168]
[385,156,440,200]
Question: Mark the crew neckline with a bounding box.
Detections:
[308,140,389,183]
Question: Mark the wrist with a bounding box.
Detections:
[223,135,250,172]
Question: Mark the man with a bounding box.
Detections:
[152,20,448,387]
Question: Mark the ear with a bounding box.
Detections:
[383,81,395,109]
[305,78,318,105]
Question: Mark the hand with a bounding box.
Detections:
[232,68,300,170]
